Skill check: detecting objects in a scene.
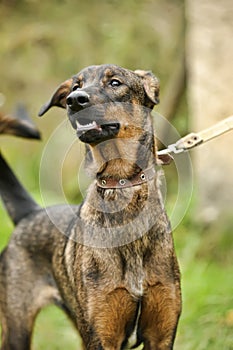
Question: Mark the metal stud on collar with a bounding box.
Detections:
[119,179,126,186]
[140,173,146,181]
[101,179,107,186]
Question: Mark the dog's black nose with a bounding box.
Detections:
[66,91,90,109]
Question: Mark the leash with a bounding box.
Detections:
[157,115,233,156]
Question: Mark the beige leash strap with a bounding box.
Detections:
[157,115,233,156]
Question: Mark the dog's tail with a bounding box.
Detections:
[0,153,40,225]
[0,104,41,139]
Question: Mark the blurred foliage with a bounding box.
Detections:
[0,0,232,349]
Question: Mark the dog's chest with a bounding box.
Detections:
[84,242,153,297]
[123,254,145,297]
[115,241,155,297]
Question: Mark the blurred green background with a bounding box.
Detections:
[0,0,232,349]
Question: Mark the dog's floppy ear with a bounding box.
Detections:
[38,79,73,116]
[135,70,160,106]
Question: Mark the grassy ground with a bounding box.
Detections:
[174,223,233,350]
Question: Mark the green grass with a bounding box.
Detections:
[176,261,233,349]
[33,306,82,350]
[173,213,233,350]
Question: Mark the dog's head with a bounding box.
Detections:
[39,64,159,145]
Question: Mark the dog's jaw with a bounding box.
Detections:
[76,120,120,144]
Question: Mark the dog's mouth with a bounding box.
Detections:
[76,119,120,144]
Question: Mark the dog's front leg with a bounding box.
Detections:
[139,282,181,350]
[82,287,138,350]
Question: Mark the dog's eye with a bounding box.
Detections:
[72,84,80,91]
[110,79,122,87]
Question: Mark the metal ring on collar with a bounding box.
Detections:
[140,173,146,181]
[119,179,126,186]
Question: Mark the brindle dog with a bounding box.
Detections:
[0,64,181,350]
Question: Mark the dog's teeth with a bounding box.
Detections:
[76,120,98,131]
[76,120,82,129]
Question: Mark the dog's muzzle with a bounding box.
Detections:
[66,92,120,144]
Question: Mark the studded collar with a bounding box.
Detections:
[96,167,156,189]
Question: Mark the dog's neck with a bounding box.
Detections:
[85,132,157,182]
[80,130,162,248]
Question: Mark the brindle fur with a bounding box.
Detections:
[0,64,181,350]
